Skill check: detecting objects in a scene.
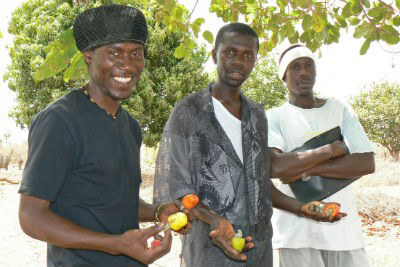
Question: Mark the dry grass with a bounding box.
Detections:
[353,143,400,211]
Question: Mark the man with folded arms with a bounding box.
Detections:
[267,44,375,267]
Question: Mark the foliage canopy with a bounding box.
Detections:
[31,0,400,91]
[242,55,287,109]
[352,81,400,160]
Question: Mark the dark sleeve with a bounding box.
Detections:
[19,110,75,201]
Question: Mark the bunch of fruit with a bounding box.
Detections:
[151,194,200,247]
[309,202,340,220]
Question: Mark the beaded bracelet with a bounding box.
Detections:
[153,203,168,223]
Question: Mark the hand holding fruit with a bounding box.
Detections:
[152,194,200,246]
[231,230,245,252]
[300,201,347,222]
[209,218,254,261]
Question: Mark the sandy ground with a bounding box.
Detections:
[1,165,400,266]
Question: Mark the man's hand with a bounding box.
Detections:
[157,200,195,235]
[299,201,347,222]
[209,217,254,261]
[279,174,303,184]
[328,141,349,158]
[116,224,172,265]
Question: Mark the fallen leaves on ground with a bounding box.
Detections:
[359,211,400,238]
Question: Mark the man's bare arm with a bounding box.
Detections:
[304,152,375,179]
[19,194,172,264]
[138,198,158,222]
[270,141,348,178]
[270,183,346,221]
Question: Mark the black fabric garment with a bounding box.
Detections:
[153,83,273,267]
[19,89,145,267]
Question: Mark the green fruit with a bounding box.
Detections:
[232,237,245,252]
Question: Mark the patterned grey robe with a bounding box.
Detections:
[153,83,273,267]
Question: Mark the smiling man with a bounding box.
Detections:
[17,5,183,267]
[153,23,345,267]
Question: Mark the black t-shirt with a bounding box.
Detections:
[19,89,145,267]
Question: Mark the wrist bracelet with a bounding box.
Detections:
[153,203,167,223]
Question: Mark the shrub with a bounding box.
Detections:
[352,81,400,160]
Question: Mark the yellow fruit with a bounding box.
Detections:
[167,212,188,231]
[232,237,245,252]
[232,229,245,252]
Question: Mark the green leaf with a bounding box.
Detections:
[396,0,400,10]
[334,15,347,28]
[174,44,190,59]
[0,31,3,38]
[312,11,325,33]
[362,0,370,8]
[193,18,205,26]
[186,39,196,50]
[381,25,400,45]
[353,22,371,39]
[277,0,288,11]
[348,17,360,25]
[34,29,77,82]
[191,18,205,38]
[393,16,400,26]
[300,31,309,43]
[342,2,352,18]
[333,7,339,14]
[281,23,295,37]
[350,1,362,15]
[360,38,371,55]
[368,7,387,18]
[288,31,299,44]
[164,0,176,14]
[302,14,312,31]
[202,30,214,44]
[63,52,86,82]
[191,24,200,38]
[174,6,184,18]
[293,0,307,9]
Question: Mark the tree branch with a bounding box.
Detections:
[83,0,90,11]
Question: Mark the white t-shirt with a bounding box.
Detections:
[212,97,243,163]
[266,98,374,251]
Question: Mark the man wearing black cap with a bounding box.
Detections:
[153,23,345,267]
[18,5,181,267]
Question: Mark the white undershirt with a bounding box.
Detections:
[212,97,243,163]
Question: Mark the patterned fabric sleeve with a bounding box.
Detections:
[153,102,196,204]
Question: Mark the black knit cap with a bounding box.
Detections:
[73,4,148,52]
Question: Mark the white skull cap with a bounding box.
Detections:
[278,45,315,81]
